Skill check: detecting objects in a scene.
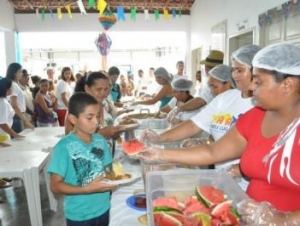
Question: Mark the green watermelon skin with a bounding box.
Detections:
[153,212,183,226]
[196,186,225,207]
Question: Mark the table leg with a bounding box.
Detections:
[22,169,38,226]
[43,166,57,212]
[30,167,43,226]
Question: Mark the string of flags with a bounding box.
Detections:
[258,0,300,27]
[36,0,183,21]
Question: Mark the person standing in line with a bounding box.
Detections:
[108,66,123,108]
[6,63,34,132]
[56,67,74,126]
[48,92,116,226]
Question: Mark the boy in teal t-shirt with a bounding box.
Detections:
[48,92,116,226]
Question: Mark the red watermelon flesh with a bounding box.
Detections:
[211,200,232,222]
[154,212,183,226]
[183,201,209,216]
[196,186,225,207]
[122,139,145,156]
[153,197,181,211]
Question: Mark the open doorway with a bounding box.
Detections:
[228,27,255,64]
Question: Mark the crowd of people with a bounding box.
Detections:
[1,42,300,225]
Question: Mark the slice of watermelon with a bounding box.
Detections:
[122,139,145,156]
[153,197,181,211]
[153,212,183,226]
[188,212,211,226]
[196,186,225,207]
[211,200,232,222]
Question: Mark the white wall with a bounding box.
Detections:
[0,0,15,31]
[190,0,287,52]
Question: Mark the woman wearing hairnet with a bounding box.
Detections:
[141,45,261,190]
[167,65,234,127]
[131,67,173,109]
[140,43,300,225]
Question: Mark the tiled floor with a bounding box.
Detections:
[0,177,65,226]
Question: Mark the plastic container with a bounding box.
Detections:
[146,169,248,226]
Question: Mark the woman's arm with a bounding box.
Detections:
[61,92,69,108]
[35,94,53,114]
[0,124,24,139]
[10,96,34,129]
[141,125,246,166]
[135,85,172,105]
[160,120,202,142]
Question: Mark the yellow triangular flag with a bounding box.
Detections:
[97,0,107,15]
[57,8,62,20]
[163,9,170,19]
[65,4,72,18]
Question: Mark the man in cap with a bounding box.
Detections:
[168,50,224,120]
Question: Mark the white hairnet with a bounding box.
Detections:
[209,64,232,82]
[252,43,300,75]
[231,45,262,68]
[154,67,172,83]
[171,78,193,91]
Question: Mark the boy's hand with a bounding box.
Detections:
[85,174,117,193]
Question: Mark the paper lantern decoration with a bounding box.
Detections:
[98,10,117,30]
[95,32,112,70]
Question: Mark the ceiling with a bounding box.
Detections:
[9,0,195,15]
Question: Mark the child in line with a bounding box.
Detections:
[48,92,116,226]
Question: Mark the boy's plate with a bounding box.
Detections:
[102,172,140,185]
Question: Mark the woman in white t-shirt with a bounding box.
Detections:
[0,77,25,142]
[141,45,262,191]
[6,63,34,132]
[56,67,75,126]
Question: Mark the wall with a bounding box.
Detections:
[0,0,15,31]
[190,0,288,54]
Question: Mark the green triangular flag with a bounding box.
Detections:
[154,9,160,21]
[130,8,136,20]
[88,0,95,9]
[41,9,45,21]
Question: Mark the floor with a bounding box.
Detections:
[0,175,65,226]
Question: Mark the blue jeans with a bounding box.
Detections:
[66,210,109,226]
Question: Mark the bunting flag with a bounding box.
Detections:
[57,8,62,20]
[49,8,54,20]
[130,8,137,20]
[41,9,45,21]
[65,4,72,18]
[117,6,125,20]
[97,0,107,15]
[35,8,39,19]
[163,9,170,19]
[77,0,87,14]
[144,9,150,20]
[98,10,117,30]
[88,0,95,9]
[154,9,160,21]
[172,9,176,18]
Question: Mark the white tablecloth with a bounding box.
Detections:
[109,147,146,226]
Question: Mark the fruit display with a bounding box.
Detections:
[152,185,240,226]
[122,139,145,156]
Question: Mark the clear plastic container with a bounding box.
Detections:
[146,169,248,225]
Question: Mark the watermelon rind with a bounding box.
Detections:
[153,206,183,214]
[211,200,232,217]
[196,186,225,207]
[154,212,183,226]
